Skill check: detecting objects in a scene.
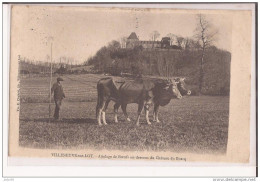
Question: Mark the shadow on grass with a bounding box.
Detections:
[22,117,165,126]
[31,117,96,124]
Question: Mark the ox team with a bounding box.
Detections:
[96,77,191,126]
[50,76,190,125]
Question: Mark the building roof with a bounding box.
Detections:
[162,37,171,40]
[127,32,139,40]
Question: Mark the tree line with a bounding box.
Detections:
[18,55,81,74]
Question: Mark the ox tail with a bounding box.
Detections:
[96,82,104,119]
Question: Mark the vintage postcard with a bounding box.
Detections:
[6,3,256,170]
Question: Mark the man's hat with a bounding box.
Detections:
[57,77,64,81]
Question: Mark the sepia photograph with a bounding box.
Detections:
[6,3,256,172]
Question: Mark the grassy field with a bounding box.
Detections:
[19,74,229,154]
[20,74,103,103]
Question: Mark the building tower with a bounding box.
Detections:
[126,32,139,49]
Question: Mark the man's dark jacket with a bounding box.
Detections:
[51,82,65,100]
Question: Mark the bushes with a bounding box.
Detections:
[88,42,231,96]
[172,48,231,96]
[201,49,231,95]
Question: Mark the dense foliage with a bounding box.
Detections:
[86,41,231,95]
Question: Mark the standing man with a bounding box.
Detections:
[51,77,65,120]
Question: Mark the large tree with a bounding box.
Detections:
[166,33,176,46]
[176,36,185,48]
[120,36,127,48]
[150,30,160,41]
[149,31,160,48]
[194,14,218,94]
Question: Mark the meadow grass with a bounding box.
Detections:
[19,96,229,154]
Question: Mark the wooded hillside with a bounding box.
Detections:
[87,42,231,96]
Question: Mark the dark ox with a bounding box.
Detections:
[174,77,191,96]
[96,77,190,126]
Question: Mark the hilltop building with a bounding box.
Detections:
[125,32,180,49]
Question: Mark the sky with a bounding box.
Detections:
[11,5,232,64]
